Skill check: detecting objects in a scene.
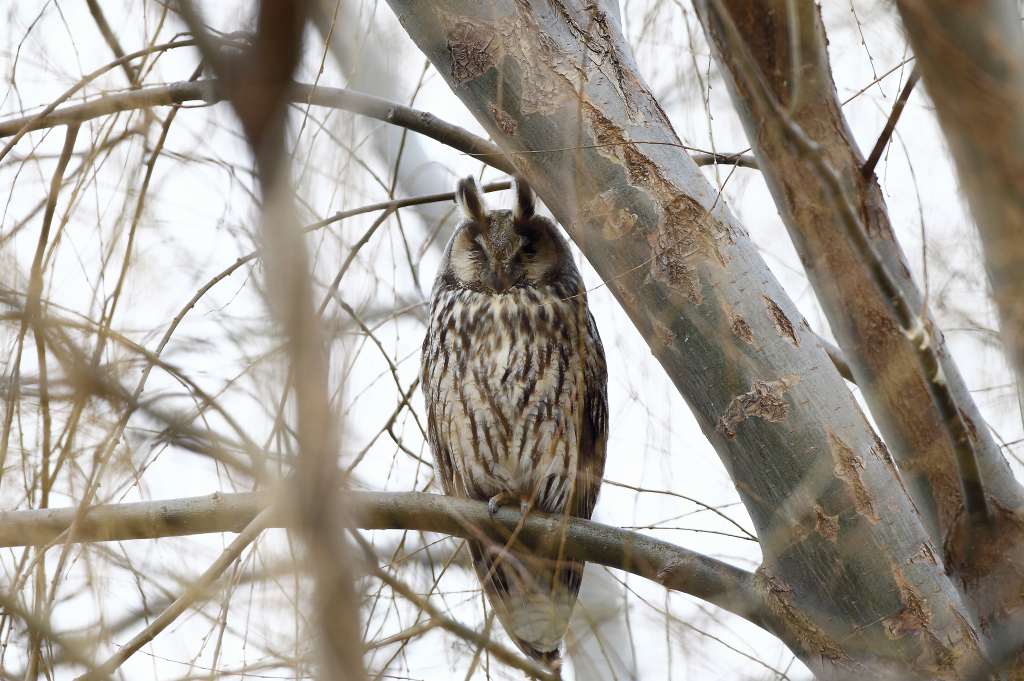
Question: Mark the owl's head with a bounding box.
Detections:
[445,175,572,294]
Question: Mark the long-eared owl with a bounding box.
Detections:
[421,175,608,663]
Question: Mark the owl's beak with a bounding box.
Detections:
[490,266,515,293]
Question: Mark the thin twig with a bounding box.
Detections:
[0,38,202,163]
[861,67,920,178]
[77,507,277,681]
[352,533,560,681]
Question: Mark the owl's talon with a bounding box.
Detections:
[487,492,513,516]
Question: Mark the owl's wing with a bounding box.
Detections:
[572,310,608,521]
[425,407,460,497]
[422,319,464,498]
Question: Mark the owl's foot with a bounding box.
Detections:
[487,492,515,516]
[487,492,533,517]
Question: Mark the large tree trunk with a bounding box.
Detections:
[386,2,989,678]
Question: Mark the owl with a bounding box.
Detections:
[421,175,608,664]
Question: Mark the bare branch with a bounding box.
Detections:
[0,80,515,174]
[861,67,919,179]
[77,508,276,681]
[0,491,766,629]
[175,3,365,680]
[0,38,201,164]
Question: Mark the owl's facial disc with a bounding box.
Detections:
[449,175,563,293]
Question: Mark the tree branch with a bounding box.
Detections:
[860,67,919,179]
[77,507,276,681]
[0,490,767,629]
[694,0,1021,545]
[0,80,764,177]
[174,3,365,681]
[0,79,516,175]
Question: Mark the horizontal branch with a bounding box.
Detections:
[0,490,767,629]
[691,151,758,169]
[0,80,759,176]
[0,79,517,172]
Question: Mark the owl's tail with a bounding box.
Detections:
[468,539,583,666]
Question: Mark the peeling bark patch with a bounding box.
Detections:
[447,20,497,85]
[884,569,932,639]
[828,432,879,523]
[548,0,639,117]
[763,296,799,346]
[651,316,677,352]
[814,505,839,542]
[488,104,517,135]
[649,227,700,303]
[579,189,638,240]
[716,379,792,438]
[730,314,754,344]
[647,196,725,304]
[907,542,938,566]
[756,570,849,662]
[494,15,564,114]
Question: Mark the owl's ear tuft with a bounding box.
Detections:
[512,176,535,222]
[455,176,487,225]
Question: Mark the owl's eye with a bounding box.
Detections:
[521,241,538,258]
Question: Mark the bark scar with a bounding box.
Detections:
[447,20,497,85]
[764,295,800,346]
[717,378,795,438]
[828,431,879,523]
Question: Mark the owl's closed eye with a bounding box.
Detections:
[446,176,571,294]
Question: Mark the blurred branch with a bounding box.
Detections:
[85,0,142,87]
[0,490,767,630]
[174,3,365,680]
[895,2,1024,668]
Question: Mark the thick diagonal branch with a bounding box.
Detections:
[693,0,1021,547]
